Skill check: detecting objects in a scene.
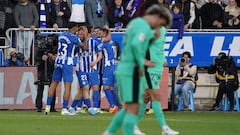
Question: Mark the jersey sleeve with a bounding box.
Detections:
[75,36,82,47]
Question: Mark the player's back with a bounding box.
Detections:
[116,18,155,76]
[56,32,80,65]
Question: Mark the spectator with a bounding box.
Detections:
[4,48,26,66]
[175,0,196,31]
[69,0,86,26]
[49,0,71,29]
[174,51,197,111]
[144,0,170,10]
[34,0,52,28]
[223,0,240,28]
[201,0,224,29]
[125,0,145,19]
[0,0,15,46]
[208,52,239,111]
[14,0,39,61]
[84,0,109,27]
[237,0,240,7]
[171,4,184,39]
[192,0,206,9]
[216,0,227,9]
[191,0,206,29]
[108,0,130,29]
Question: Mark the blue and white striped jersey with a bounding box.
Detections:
[77,37,101,72]
[55,32,81,65]
[98,40,117,67]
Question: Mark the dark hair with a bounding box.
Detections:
[145,4,172,27]
[67,22,78,29]
[218,52,227,59]
[182,51,192,58]
[171,4,182,12]
[101,28,109,35]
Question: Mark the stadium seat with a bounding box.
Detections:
[177,90,195,112]
[220,90,240,112]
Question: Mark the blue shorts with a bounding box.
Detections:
[52,64,73,82]
[76,69,99,87]
[102,65,116,87]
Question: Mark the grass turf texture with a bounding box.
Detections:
[0,111,240,135]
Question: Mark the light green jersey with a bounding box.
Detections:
[116,18,155,76]
[147,27,167,73]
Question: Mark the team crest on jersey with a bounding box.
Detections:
[138,33,145,42]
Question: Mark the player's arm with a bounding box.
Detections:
[90,52,103,67]
[102,28,111,43]
[132,29,154,71]
[77,37,88,50]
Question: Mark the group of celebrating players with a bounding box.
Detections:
[44,24,119,115]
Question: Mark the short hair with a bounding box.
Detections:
[182,51,192,58]
[67,22,78,29]
[145,4,172,27]
[218,52,227,58]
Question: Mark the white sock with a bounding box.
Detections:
[45,105,50,110]
[162,125,169,131]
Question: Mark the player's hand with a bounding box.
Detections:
[143,91,151,104]
[138,69,144,76]
[144,60,155,67]
[90,61,97,67]
[51,55,57,61]
[42,55,48,61]
[152,29,160,40]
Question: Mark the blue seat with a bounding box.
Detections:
[220,90,240,112]
[177,90,195,112]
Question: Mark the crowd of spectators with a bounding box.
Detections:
[0,0,239,34]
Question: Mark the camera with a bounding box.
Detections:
[11,52,24,61]
[179,57,187,66]
[215,56,232,70]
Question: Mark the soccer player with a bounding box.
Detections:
[136,27,179,135]
[98,28,118,113]
[44,23,85,115]
[68,26,102,115]
[102,4,172,135]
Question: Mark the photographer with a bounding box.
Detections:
[4,48,26,66]
[208,52,239,111]
[174,51,197,111]
[35,34,58,112]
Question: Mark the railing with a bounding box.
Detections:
[4,28,68,65]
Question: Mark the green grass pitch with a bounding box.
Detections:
[0,111,240,135]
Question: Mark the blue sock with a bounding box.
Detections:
[104,89,115,107]
[46,96,53,106]
[62,100,69,109]
[92,90,100,108]
[77,97,84,108]
[84,98,91,108]
[111,90,117,105]
[98,91,101,108]
[150,101,152,109]
[71,99,80,108]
